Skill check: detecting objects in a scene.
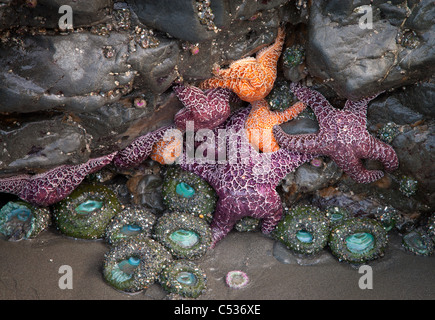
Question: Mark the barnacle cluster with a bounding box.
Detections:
[399,175,418,197]
[195,0,219,33]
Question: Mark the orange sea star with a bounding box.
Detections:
[150,134,182,165]
[199,27,285,102]
[150,85,232,165]
[245,99,306,152]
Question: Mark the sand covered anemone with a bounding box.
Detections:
[0,201,50,241]
[273,205,330,255]
[283,44,305,68]
[234,217,260,232]
[402,229,434,256]
[329,218,388,264]
[162,167,217,222]
[377,122,400,144]
[324,206,351,228]
[103,236,173,293]
[374,206,399,232]
[105,206,156,245]
[53,183,121,239]
[399,176,418,197]
[153,211,212,260]
[159,260,207,298]
[225,270,249,289]
[265,80,298,112]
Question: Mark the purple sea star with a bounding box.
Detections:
[179,106,313,247]
[0,152,117,206]
[173,84,232,132]
[113,125,174,169]
[119,85,233,166]
[273,83,399,184]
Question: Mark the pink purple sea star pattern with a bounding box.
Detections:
[173,85,232,132]
[178,107,313,247]
[273,83,399,184]
[0,153,116,206]
[113,125,174,169]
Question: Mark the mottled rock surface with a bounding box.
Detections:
[306,0,435,100]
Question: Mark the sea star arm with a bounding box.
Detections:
[256,27,285,70]
[334,152,385,184]
[173,85,207,119]
[290,83,335,123]
[246,100,307,152]
[343,92,383,124]
[266,148,314,186]
[203,88,232,126]
[271,101,307,124]
[273,125,321,154]
[113,125,174,168]
[363,135,399,172]
[201,59,265,92]
[0,152,117,206]
[0,175,26,195]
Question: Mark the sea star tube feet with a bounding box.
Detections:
[273,83,399,184]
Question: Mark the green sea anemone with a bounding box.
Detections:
[153,211,212,260]
[162,167,217,223]
[402,229,434,256]
[159,260,207,298]
[105,206,156,245]
[329,218,388,264]
[53,183,121,239]
[0,201,50,241]
[273,205,330,255]
[103,236,173,293]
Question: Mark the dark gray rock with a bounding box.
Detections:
[281,158,343,196]
[0,115,91,173]
[227,0,290,20]
[391,123,435,208]
[306,0,435,100]
[127,38,180,93]
[0,30,180,113]
[178,8,282,82]
[368,95,424,129]
[129,0,290,43]
[129,0,225,43]
[390,80,435,119]
[0,0,113,30]
[0,32,134,113]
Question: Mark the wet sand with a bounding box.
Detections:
[0,227,434,300]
